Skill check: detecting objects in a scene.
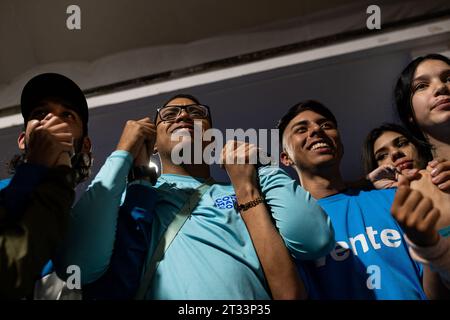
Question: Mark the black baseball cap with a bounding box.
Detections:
[20,73,89,135]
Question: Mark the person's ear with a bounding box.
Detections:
[17,132,26,151]
[81,136,92,153]
[153,141,158,154]
[280,151,293,167]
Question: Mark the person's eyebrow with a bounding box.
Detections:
[29,105,47,114]
[374,140,392,155]
[412,68,450,84]
[374,145,387,155]
[393,136,409,146]
[316,118,334,126]
[411,75,429,85]
[290,120,309,130]
[440,69,450,78]
[59,104,76,114]
[374,136,404,155]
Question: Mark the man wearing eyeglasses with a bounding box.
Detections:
[55,93,335,300]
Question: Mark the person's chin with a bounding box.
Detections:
[311,155,338,168]
[438,112,450,123]
[314,151,337,160]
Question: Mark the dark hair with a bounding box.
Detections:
[362,123,432,174]
[395,53,450,143]
[162,93,201,107]
[276,100,337,144]
[7,153,25,175]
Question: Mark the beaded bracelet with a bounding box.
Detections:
[236,196,265,212]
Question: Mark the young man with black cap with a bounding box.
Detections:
[0,124,76,299]
[0,73,92,299]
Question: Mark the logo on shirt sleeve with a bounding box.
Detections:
[214,194,237,209]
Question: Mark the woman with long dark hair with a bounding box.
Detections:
[392,54,450,296]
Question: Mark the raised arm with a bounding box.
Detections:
[54,151,132,284]
[222,141,307,299]
[55,117,156,284]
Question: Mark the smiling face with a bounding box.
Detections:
[373,130,421,172]
[280,110,343,172]
[155,97,211,162]
[411,59,450,135]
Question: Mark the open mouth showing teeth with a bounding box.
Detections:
[311,142,331,150]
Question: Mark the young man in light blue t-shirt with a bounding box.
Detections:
[56,94,335,300]
[277,100,429,299]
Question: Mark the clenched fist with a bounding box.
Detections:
[391,184,441,247]
[27,114,74,168]
[116,117,156,164]
[221,141,260,190]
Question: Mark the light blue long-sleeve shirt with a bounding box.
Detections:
[55,151,133,283]
[56,151,334,299]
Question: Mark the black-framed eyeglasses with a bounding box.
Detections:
[155,104,210,122]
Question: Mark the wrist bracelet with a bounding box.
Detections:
[236,196,264,212]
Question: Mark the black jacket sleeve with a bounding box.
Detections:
[0,166,75,299]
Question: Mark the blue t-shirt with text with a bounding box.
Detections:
[297,188,426,300]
